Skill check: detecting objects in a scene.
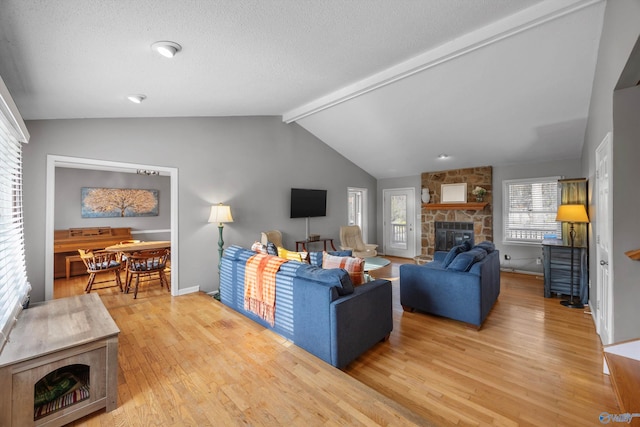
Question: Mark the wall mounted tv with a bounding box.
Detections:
[290,188,327,218]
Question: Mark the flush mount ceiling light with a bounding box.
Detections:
[438,153,449,159]
[151,41,182,58]
[127,94,146,104]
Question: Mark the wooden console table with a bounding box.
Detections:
[295,238,337,252]
[0,293,119,426]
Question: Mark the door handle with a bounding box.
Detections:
[600,260,608,266]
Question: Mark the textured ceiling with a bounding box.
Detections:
[0,0,606,178]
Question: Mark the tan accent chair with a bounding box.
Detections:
[339,225,378,258]
[261,230,283,248]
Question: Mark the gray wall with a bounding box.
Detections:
[23,117,377,302]
[581,0,640,342]
[493,159,582,274]
[611,85,640,342]
[55,168,171,239]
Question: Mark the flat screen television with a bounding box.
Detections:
[290,188,327,218]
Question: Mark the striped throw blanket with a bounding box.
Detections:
[244,254,287,326]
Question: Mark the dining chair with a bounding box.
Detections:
[116,239,142,281]
[78,249,123,293]
[125,249,170,299]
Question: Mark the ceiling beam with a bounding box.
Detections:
[282,0,604,124]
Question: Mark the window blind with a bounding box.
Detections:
[503,177,561,244]
[0,84,31,354]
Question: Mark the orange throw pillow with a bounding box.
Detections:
[322,252,365,285]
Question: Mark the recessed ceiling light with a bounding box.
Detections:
[438,154,449,159]
[151,41,182,58]
[127,94,146,104]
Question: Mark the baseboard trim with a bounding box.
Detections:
[500,268,543,277]
[178,285,199,295]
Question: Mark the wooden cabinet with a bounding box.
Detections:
[0,294,119,426]
[542,239,588,304]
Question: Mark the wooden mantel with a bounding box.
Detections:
[625,248,640,260]
[423,202,489,211]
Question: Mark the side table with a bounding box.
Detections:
[295,238,337,252]
[0,293,119,426]
[542,239,588,304]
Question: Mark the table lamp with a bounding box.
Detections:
[208,203,234,274]
[555,204,589,308]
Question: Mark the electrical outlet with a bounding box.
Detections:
[536,257,542,265]
[504,254,511,260]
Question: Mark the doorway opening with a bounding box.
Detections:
[382,188,416,258]
[44,155,179,301]
[347,187,369,242]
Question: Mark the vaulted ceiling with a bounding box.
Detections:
[0,0,605,178]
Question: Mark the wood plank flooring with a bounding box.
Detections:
[54,258,619,426]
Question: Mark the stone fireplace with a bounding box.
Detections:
[435,221,474,251]
[420,166,493,259]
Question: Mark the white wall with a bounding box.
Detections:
[23,117,377,302]
[581,0,640,342]
[493,159,582,274]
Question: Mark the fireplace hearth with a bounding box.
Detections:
[435,221,474,252]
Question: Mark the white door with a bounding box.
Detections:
[596,132,613,344]
[383,188,415,258]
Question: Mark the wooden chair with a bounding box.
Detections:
[116,239,141,281]
[125,249,170,299]
[78,249,123,293]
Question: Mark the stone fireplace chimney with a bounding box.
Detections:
[420,166,493,259]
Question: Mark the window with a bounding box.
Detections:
[347,187,368,240]
[503,176,561,244]
[0,77,31,353]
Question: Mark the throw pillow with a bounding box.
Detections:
[250,241,267,254]
[474,241,495,253]
[266,242,278,256]
[441,244,468,268]
[447,247,487,272]
[308,250,354,267]
[322,252,365,286]
[277,247,309,262]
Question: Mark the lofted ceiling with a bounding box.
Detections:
[0,0,605,179]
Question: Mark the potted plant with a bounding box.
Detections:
[472,186,487,202]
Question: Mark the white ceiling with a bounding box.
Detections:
[0,0,605,179]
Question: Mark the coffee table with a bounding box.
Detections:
[363,257,390,272]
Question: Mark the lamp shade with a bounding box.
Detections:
[556,204,589,223]
[208,204,234,224]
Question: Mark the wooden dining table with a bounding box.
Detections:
[104,240,171,253]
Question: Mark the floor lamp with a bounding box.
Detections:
[208,203,234,277]
[555,204,589,309]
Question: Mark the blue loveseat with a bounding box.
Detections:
[219,245,393,368]
[399,242,500,327]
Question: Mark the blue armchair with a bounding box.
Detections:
[400,244,500,328]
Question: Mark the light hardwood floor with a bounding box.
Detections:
[55,258,618,426]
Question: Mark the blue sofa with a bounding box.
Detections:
[399,242,500,327]
[220,245,393,368]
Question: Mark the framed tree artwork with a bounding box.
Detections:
[81,188,159,218]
